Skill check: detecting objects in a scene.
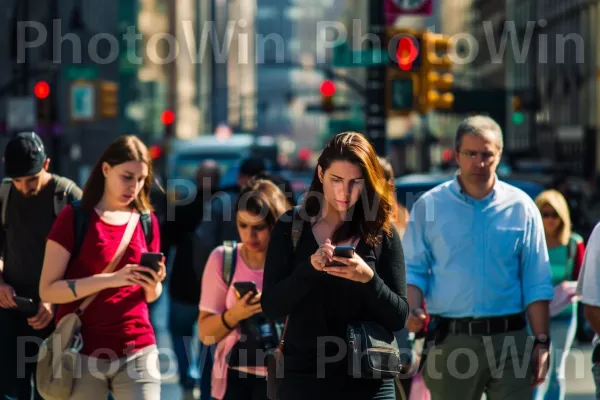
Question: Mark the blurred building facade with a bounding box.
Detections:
[507,0,597,177]
[0,0,125,183]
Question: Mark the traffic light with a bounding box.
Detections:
[34,80,54,125]
[385,29,422,116]
[511,95,525,125]
[320,80,335,113]
[161,110,175,137]
[98,80,118,118]
[396,36,420,71]
[418,32,454,113]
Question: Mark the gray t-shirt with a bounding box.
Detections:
[0,176,82,300]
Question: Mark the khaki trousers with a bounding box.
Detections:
[69,345,161,400]
[422,329,533,400]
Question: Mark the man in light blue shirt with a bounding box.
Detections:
[403,115,553,400]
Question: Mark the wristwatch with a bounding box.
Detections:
[533,335,551,348]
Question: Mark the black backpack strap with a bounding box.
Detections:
[71,200,90,262]
[53,176,77,217]
[0,179,12,229]
[290,205,304,251]
[140,211,153,247]
[222,240,237,287]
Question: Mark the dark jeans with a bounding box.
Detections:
[221,370,268,400]
[0,308,54,400]
[278,375,396,400]
[169,299,214,397]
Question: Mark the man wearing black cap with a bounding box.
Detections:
[0,131,82,400]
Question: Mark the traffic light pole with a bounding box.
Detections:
[365,0,387,156]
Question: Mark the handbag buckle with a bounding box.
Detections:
[70,333,83,352]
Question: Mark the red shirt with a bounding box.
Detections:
[48,205,160,358]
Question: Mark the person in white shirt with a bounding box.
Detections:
[577,222,600,399]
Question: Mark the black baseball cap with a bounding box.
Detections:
[4,131,47,178]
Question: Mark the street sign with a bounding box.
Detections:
[7,97,36,130]
[332,41,389,68]
[328,118,365,135]
[70,82,96,121]
[63,66,98,80]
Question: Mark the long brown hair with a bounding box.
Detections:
[81,135,154,212]
[235,178,292,231]
[304,132,393,246]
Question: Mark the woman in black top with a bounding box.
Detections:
[261,132,409,400]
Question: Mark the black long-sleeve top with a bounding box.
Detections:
[261,209,409,377]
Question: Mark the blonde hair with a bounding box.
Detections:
[535,189,571,245]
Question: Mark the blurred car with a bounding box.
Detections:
[166,134,279,200]
[279,170,314,201]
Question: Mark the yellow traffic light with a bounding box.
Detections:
[98,81,118,118]
[512,95,522,111]
[418,32,454,113]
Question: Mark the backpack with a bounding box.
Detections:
[0,175,78,228]
[69,200,153,262]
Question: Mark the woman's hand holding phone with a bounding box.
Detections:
[323,251,375,283]
[226,292,262,326]
[311,239,335,271]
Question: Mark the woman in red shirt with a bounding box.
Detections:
[39,135,165,399]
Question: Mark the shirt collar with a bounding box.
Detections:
[450,170,500,203]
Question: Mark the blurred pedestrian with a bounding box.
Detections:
[161,159,221,399]
[39,135,164,399]
[193,158,266,284]
[378,157,409,237]
[534,189,585,400]
[254,171,296,208]
[575,224,600,398]
[0,131,82,400]
[403,115,553,400]
[261,132,409,399]
[198,179,291,400]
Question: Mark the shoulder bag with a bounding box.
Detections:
[36,211,140,400]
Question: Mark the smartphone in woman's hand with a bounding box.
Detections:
[326,246,355,267]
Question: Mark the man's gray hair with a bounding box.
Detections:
[454,115,504,152]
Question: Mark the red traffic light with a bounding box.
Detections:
[320,80,335,97]
[161,110,175,125]
[34,81,50,99]
[149,145,163,159]
[396,37,418,71]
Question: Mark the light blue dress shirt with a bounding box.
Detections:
[403,175,553,318]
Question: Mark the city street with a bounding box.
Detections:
[150,288,598,399]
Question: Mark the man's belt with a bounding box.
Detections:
[443,314,526,336]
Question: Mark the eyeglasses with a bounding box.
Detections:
[459,150,497,163]
[542,212,559,219]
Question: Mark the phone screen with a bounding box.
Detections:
[140,252,163,272]
[233,282,258,298]
[327,246,355,267]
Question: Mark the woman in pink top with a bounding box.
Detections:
[198,179,292,400]
[39,136,165,399]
